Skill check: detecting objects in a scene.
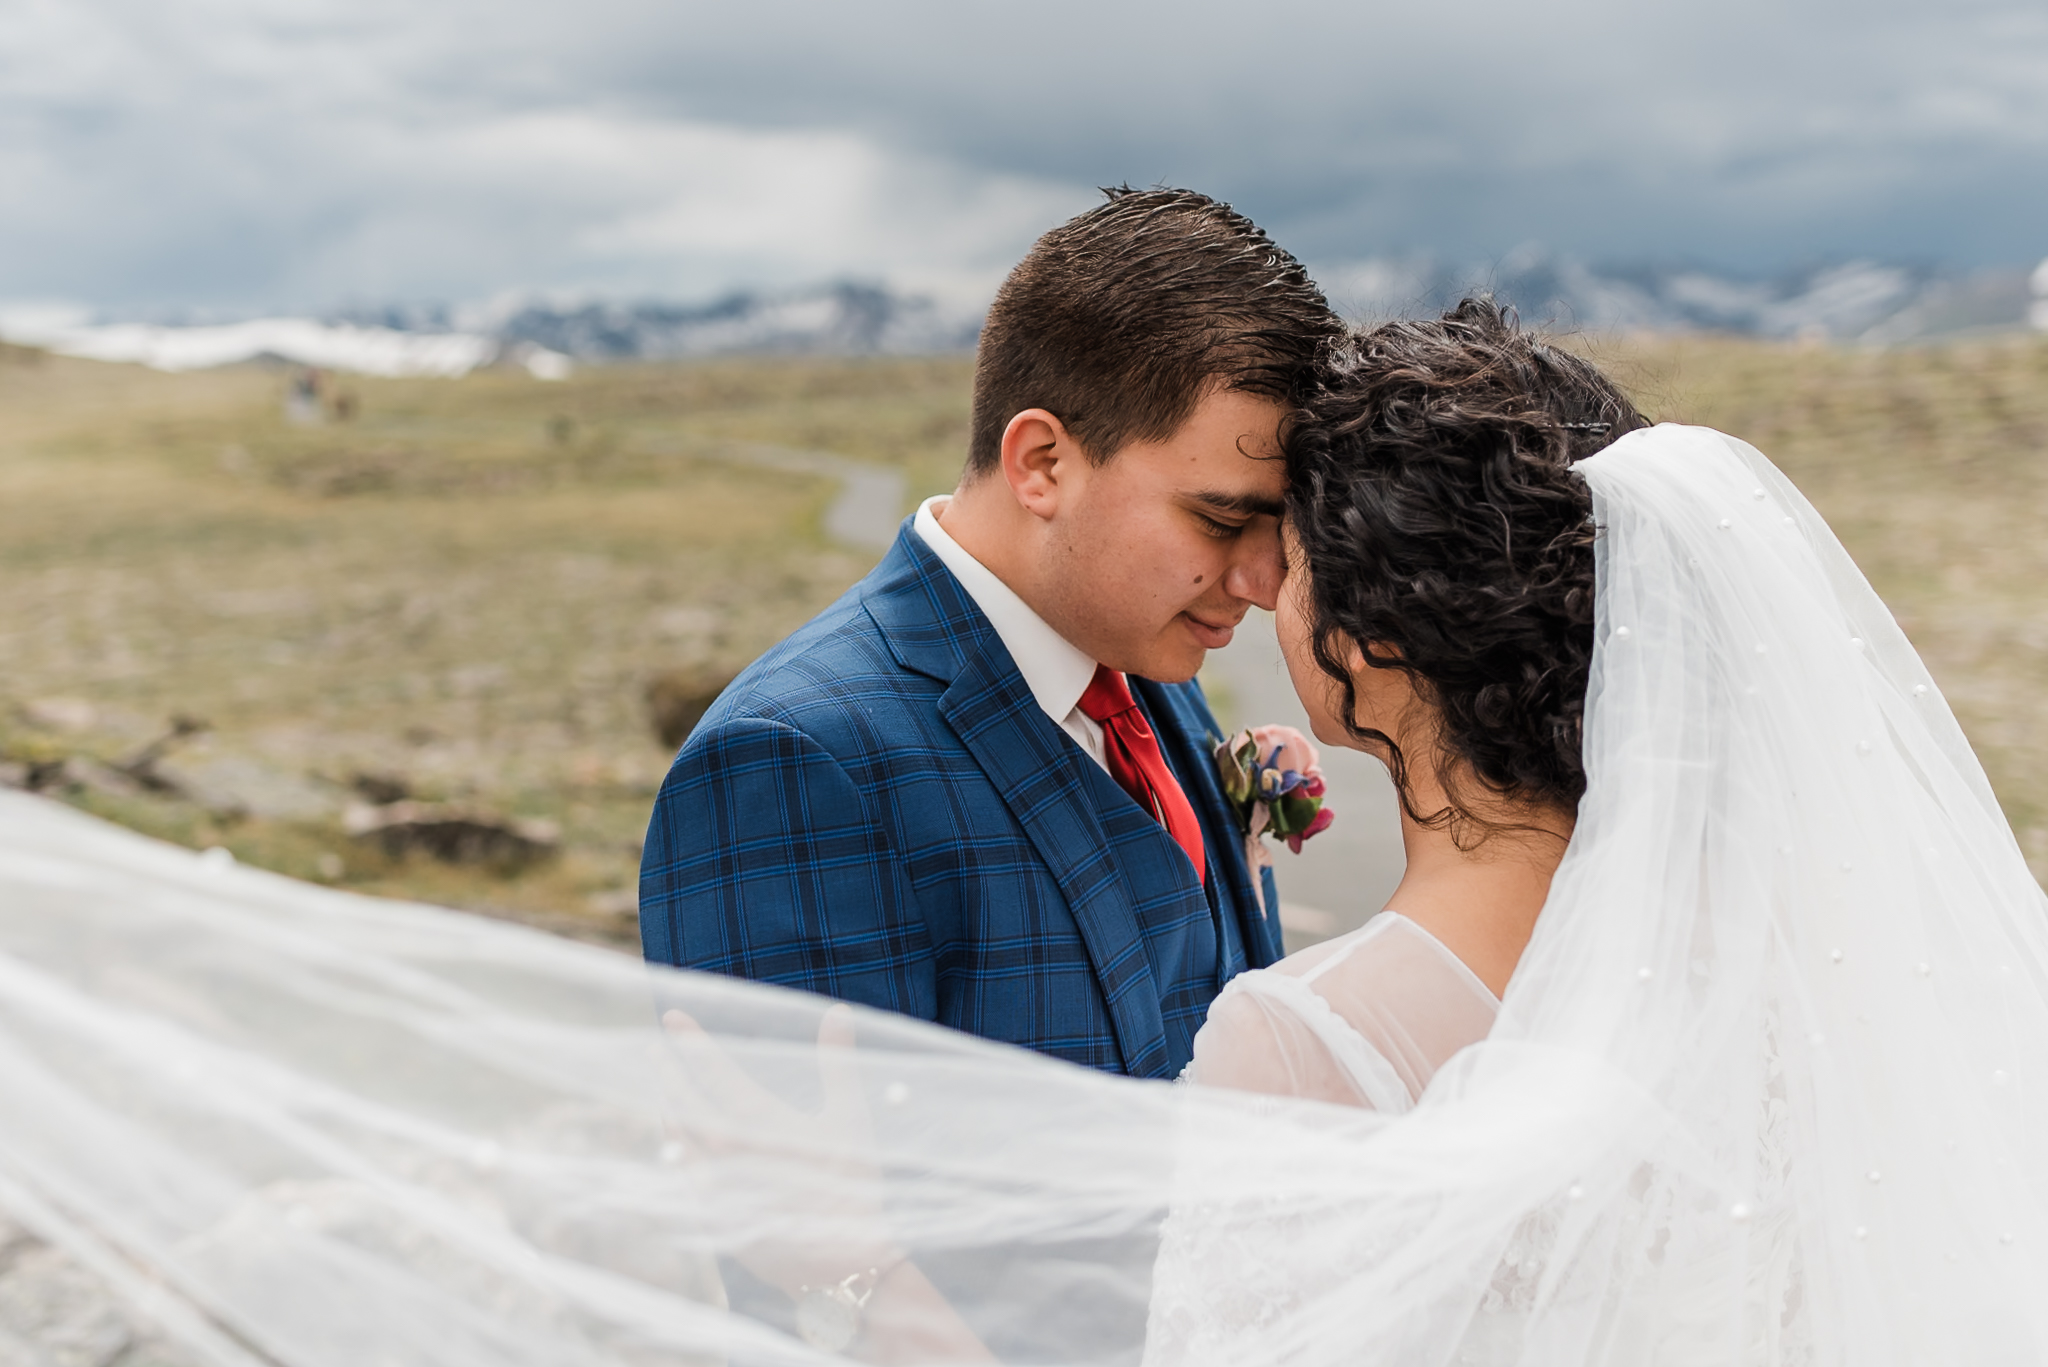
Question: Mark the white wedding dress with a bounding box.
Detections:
[1186,912,1498,1111]
[3,423,2048,1365]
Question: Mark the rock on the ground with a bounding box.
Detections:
[344,800,559,868]
[19,760,145,802]
[16,700,97,735]
[151,756,339,822]
[0,1215,200,1367]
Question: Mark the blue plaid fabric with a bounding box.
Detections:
[640,522,1286,1078]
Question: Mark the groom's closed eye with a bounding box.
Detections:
[1185,490,1284,539]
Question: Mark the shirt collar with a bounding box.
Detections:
[913,495,1100,723]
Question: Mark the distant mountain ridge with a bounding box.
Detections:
[1323,251,2042,344]
[442,255,2043,359]
[333,281,984,363]
[5,256,2042,377]
[505,282,983,359]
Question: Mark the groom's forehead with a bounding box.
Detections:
[1153,388,1288,465]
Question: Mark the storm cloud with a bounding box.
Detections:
[3,0,2044,312]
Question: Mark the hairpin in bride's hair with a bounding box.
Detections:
[1561,421,1612,433]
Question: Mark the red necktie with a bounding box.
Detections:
[1078,665,1207,885]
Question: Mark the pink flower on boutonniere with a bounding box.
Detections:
[1214,724,1334,854]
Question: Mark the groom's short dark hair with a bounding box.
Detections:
[966,187,1339,475]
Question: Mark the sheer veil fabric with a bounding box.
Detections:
[2,424,2047,1364]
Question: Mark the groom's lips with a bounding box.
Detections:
[1182,612,1240,650]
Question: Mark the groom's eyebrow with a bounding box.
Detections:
[1187,489,1285,519]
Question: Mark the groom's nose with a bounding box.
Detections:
[1220,522,1285,611]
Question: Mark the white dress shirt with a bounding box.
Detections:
[913,495,1109,772]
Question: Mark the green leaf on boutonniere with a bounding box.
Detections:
[1268,791,1322,838]
[1215,732,1259,807]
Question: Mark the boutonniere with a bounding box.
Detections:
[1214,724,1334,854]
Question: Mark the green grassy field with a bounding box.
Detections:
[1615,333,2048,865]
[4,331,2047,942]
[0,348,970,941]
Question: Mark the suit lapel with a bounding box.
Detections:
[867,526,1171,1076]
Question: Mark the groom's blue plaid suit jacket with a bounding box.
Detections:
[639,522,1285,1078]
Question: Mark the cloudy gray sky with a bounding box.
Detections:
[4,0,2045,314]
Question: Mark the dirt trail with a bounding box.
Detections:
[695,444,910,552]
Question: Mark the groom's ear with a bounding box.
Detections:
[999,408,1088,523]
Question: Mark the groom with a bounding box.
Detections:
[640,188,1341,1078]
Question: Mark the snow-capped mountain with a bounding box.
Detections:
[0,315,506,377]
[1321,251,2040,343]
[3,257,2041,378]
[484,282,984,361]
[0,282,981,377]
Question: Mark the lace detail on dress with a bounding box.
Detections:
[1446,965,1821,1367]
[1144,1100,1403,1367]
[1746,971,1814,1365]
[1150,916,1505,1362]
[1146,1189,1313,1367]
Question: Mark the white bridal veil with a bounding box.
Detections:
[3,424,2047,1365]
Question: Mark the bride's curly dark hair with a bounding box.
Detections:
[1285,297,1649,838]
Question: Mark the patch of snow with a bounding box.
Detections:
[493,339,574,380]
[0,317,498,377]
[524,348,574,380]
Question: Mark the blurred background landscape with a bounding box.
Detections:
[5,326,2048,949]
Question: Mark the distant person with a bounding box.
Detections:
[639,188,1343,1077]
[284,367,323,425]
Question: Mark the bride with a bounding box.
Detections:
[3,299,2046,1365]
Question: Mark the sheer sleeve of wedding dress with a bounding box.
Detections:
[1184,913,1499,1112]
